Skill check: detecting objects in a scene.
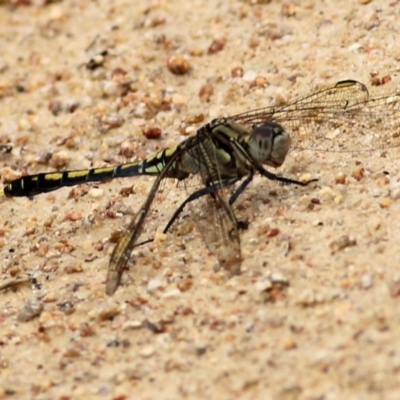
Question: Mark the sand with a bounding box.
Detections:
[1,0,400,399]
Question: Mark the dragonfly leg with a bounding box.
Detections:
[133,177,245,249]
[258,167,318,186]
[228,172,254,206]
[162,177,241,235]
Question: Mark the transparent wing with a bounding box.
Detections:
[180,129,241,276]
[230,80,400,152]
[105,133,241,295]
[106,155,181,295]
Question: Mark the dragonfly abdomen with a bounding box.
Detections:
[1,147,179,198]
[2,166,122,197]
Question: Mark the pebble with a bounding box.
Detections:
[391,188,400,200]
[242,70,257,82]
[166,55,191,75]
[97,113,125,133]
[184,126,196,135]
[208,38,225,54]
[147,279,164,293]
[335,172,346,184]
[269,271,289,285]
[88,188,104,199]
[140,345,155,358]
[143,126,162,139]
[17,299,43,322]
[102,81,122,97]
[248,237,259,245]
[90,304,121,321]
[199,83,214,103]
[171,93,188,106]
[231,66,244,78]
[360,274,373,290]
[299,173,313,183]
[295,289,318,306]
[348,42,362,51]
[254,277,272,292]
[329,235,357,253]
[161,289,181,298]
[318,186,336,201]
[379,197,392,208]
[282,336,297,350]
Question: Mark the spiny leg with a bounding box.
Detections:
[162,177,241,234]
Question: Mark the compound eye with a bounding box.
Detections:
[248,122,291,167]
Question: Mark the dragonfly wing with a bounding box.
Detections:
[230,80,369,127]
[181,129,241,275]
[230,79,400,152]
[281,85,400,152]
[106,154,180,295]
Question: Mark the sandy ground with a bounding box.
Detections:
[1,0,400,399]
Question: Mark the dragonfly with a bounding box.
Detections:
[2,79,400,295]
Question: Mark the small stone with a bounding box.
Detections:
[231,66,244,78]
[282,336,297,350]
[254,277,272,292]
[177,278,193,292]
[199,83,214,102]
[335,173,346,184]
[330,235,357,253]
[295,289,316,306]
[351,167,365,181]
[94,304,121,321]
[119,139,141,158]
[147,279,164,293]
[143,126,162,139]
[248,237,259,245]
[184,126,196,136]
[17,299,43,322]
[266,228,280,238]
[49,152,68,169]
[65,210,82,221]
[269,271,288,285]
[360,274,373,289]
[281,3,296,17]
[334,193,344,204]
[171,93,187,106]
[250,75,268,88]
[371,76,382,86]
[88,188,104,198]
[348,42,362,51]
[391,188,400,200]
[64,264,83,274]
[242,70,257,83]
[154,230,167,243]
[319,186,335,201]
[208,38,225,54]
[36,242,49,257]
[97,113,125,133]
[102,80,120,96]
[185,114,205,124]
[379,197,392,208]
[166,55,191,75]
[299,173,313,184]
[161,289,181,298]
[140,345,155,358]
[190,47,204,57]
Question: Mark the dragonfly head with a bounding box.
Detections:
[248,121,291,168]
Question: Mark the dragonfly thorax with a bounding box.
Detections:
[248,121,290,168]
